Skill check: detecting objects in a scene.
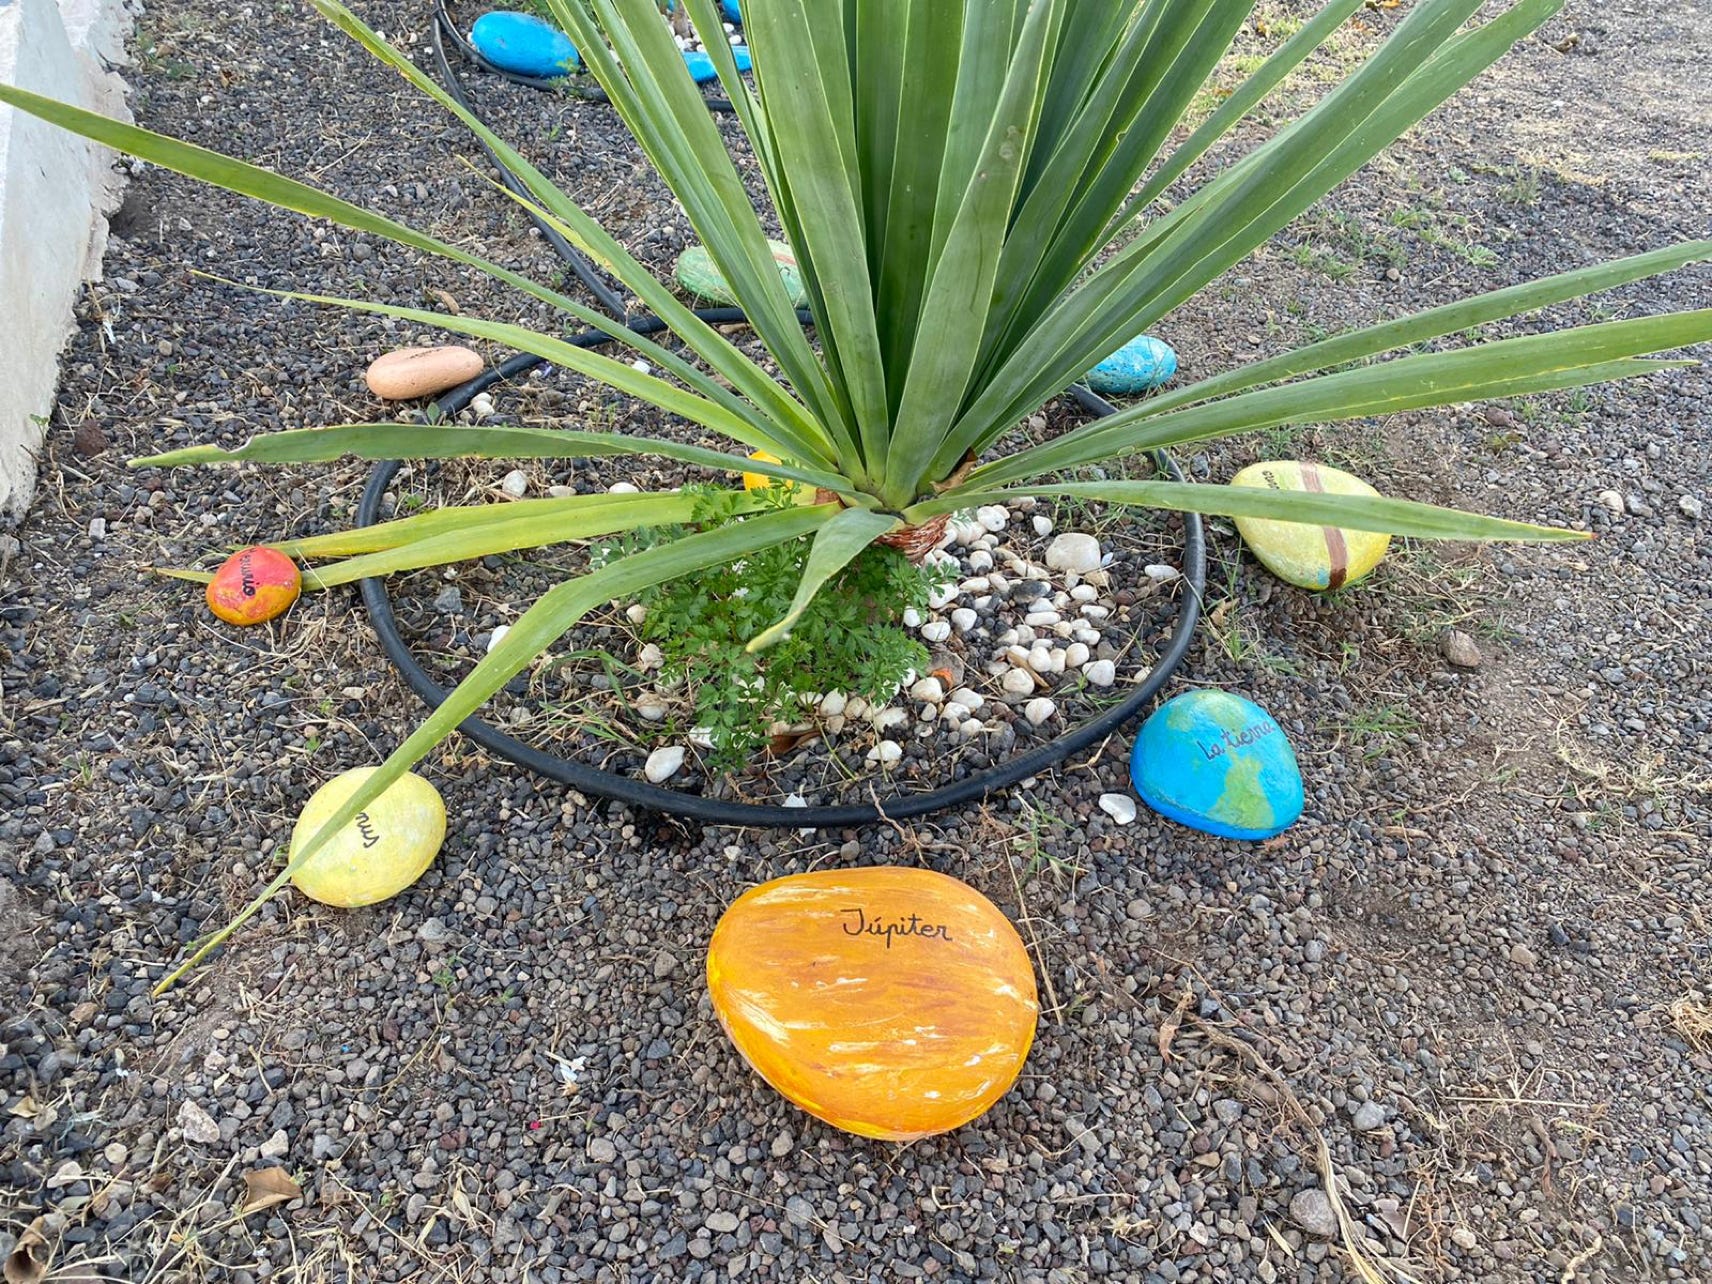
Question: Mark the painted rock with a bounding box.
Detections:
[1229,460,1392,591]
[206,546,300,626]
[288,768,447,908]
[1129,690,1303,841]
[739,450,814,503]
[721,0,741,21]
[365,345,484,400]
[676,238,804,307]
[683,44,752,84]
[1085,334,1177,397]
[707,867,1038,1141]
[469,11,579,78]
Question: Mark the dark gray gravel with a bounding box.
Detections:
[3,2,1710,1282]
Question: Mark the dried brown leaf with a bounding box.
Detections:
[1157,989,1193,1062]
[240,1167,302,1217]
[3,1217,51,1284]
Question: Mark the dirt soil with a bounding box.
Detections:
[2,2,1709,1282]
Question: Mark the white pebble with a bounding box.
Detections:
[950,520,984,546]
[1024,697,1058,726]
[871,707,910,732]
[949,688,985,712]
[635,692,669,722]
[1027,609,1061,627]
[1073,626,1102,645]
[941,703,969,726]
[644,746,685,782]
[630,359,652,375]
[958,718,985,739]
[548,485,577,498]
[1084,659,1116,687]
[1080,604,1111,620]
[625,603,648,625]
[928,583,959,610]
[951,607,978,633]
[1099,793,1138,824]
[1144,563,1180,582]
[1001,668,1036,695]
[960,577,991,594]
[1013,624,1037,646]
[903,607,923,628]
[908,677,945,703]
[1065,642,1090,668]
[845,696,869,719]
[968,550,994,573]
[921,620,952,644]
[485,624,511,653]
[819,691,848,718]
[637,643,664,671]
[1071,584,1099,602]
[471,392,496,420]
[608,481,640,494]
[500,469,529,498]
[1045,532,1101,573]
[824,714,846,735]
[867,739,904,766]
[1053,622,1076,639]
[689,726,715,748]
[976,505,1010,532]
[1032,515,1054,536]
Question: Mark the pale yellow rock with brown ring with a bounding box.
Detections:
[1229,459,1392,591]
[364,346,484,400]
[707,866,1039,1141]
[288,768,446,908]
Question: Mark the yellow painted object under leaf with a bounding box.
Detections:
[742,450,811,503]
[1229,460,1392,591]
[288,768,446,907]
[707,866,1039,1141]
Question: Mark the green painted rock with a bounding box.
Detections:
[289,768,446,908]
[1230,460,1392,591]
[675,240,806,307]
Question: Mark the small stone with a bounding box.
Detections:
[179,1101,221,1145]
[908,677,945,704]
[259,1130,290,1159]
[867,739,903,766]
[1290,1189,1338,1238]
[948,688,984,712]
[485,624,511,654]
[1098,793,1137,824]
[587,1137,618,1164]
[1509,942,1538,968]
[626,603,648,625]
[921,620,952,644]
[1064,642,1090,668]
[1129,689,1303,841]
[365,346,484,400]
[1231,461,1391,590]
[676,238,802,306]
[500,470,528,498]
[705,1210,740,1235]
[1352,1102,1387,1131]
[1450,1226,1478,1251]
[1031,515,1054,537]
[976,505,1009,532]
[206,547,301,626]
[771,1131,795,1158]
[1044,532,1102,574]
[432,585,463,615]
[1439,629,1483,669]
[607,481,640,494]
[635,693,669,722]
[950,607,978,633]
[1143,563,1180,583]
[1000,668,1036,695]
[1024,697,1057,727]
[1597,489,1625,514]
[1083,660,1115,687]
[1679,494,1703,520]
[644,747,686,783]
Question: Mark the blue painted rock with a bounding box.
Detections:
[675,238,806,306]
[683,44,751,83]
[1085,334,1177,396]
[1129,690,1303,840]
[721,0,742,20]
[1229,460,1392,591]
[470,11,579,78]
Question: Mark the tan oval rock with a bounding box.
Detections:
[365,345,484,400]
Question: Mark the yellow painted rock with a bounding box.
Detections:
[1230,460,1392,591]
[741,451,811,503]
[288,768,446,908]
[205,546,301,626]
[707,867,1038,1141]
[365,345,484,400]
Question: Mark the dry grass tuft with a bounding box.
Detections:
[1670,995,1712,1050]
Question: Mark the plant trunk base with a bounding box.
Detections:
[876,513,951,562]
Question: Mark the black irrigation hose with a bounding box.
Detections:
[349,6,1207,827]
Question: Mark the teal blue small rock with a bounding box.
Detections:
[1085,334,1178,397]
[684,45,751,83]
[1129,690,1303,841]
[470,11,579,78]
[721,0,742,20]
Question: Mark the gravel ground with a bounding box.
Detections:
[3,2,1710,1282]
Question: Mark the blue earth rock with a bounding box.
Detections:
[684,45,752,83]
[1085,334,1178,397]
[722,0,742,20]
[1129,690,1303,840]
[470,11,579,78]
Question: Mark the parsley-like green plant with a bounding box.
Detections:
[6,0,1706,988]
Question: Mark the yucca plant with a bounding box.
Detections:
[5,0,1706,988]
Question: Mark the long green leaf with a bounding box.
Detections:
[273,491,674,558]
[746,507,901,651]
[154,502,838,992]
[137,422,861,498]
[905,480,1587,541]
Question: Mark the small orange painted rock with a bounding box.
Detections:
[364,345,484,400]
[206,546,301,625]
[707,867,1038,1141]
